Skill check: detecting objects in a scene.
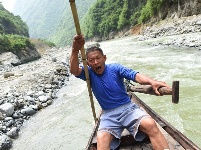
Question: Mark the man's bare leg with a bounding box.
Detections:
[139,117,169,150]
[97,131,114,150]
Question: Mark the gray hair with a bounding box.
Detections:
[86,46,104,58]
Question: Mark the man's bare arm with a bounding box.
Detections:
[135,73,170,95]
[70,35,85,76]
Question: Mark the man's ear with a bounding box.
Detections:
[104,55,107,60]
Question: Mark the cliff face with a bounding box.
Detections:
[111,0,201,44]
[157,0,201,21]
[178,0,201,16]
[0,47,41,66]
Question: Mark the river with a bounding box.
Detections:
[11,34,201,149]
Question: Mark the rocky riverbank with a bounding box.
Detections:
[90,14,201,50]
[0,47,71,149]
[132,14,201,50]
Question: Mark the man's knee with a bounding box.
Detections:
[97,131,114,147]
[139,117,159,135]
[97,131,107,141]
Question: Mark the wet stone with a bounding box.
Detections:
[20,107,37,116]
[6,127,18,139]
[38,95,48,103]
[0,103,14,117]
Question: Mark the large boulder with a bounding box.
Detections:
[0,103,14,117]
[0,52,20,65]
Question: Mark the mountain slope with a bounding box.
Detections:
[12,0,96,47]
[81,0,201,41]
[0,3,28,36]
[12,0,201,47]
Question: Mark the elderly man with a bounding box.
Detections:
[70,34,169,150]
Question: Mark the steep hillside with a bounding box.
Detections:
[82,0,201,41]
[12,0,96,47]
[0,3,41,66]
[0,3,28,36]
[149,0,201,22]
[81,0,147,40]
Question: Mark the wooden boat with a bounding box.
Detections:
[86,83,200,150]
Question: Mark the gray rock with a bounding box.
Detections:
[0,101,3,105]
[0,112,4,120]
[52,57,57,62]
[24,96,34,102]
[38,95,48,103]
[35,102,44,110]
[7,127,18,139]
[46,100,53,105]
[0,134,12,149]
[45,84,52,89]
[27,91,34,97]
[0,52,19,65]
[37,91,44,96]
[196,19,201,25]
[4,117,13,121]
[42,103,48,107]
[5,119,14,127]
[0,103,14,117]
[12,92,20,97]
[3,72,14,78]
[12,112,20,119]
[21,107,37,116]
[29,105,38,111]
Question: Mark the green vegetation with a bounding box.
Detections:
[81,0,147,39]
[29,38,55,55]
[138,0,164,23]
[0,34,34,55]
[0,3,34,57]
[11,0,169,46]
[13,0,96,47]
[81,0,168,40]
[0,3,29,36]
[38,39,56,47]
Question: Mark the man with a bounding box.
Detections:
[70,34,170,150]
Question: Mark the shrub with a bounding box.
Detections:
[0,34,34,54]
[138,0,164,23]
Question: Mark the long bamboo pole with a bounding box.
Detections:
[69,0,97,122]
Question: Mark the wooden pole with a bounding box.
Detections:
[69,0,97,121]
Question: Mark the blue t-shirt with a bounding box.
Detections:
[76,63,138,110]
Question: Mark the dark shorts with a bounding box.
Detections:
[98,102,150,149]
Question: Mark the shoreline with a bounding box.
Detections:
[0,47,71,149]
[130,14,201,50]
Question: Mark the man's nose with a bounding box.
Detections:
[94,59,99,64]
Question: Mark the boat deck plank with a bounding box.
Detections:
[158,123,185,150]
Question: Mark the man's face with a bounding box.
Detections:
[87,50,106,75]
